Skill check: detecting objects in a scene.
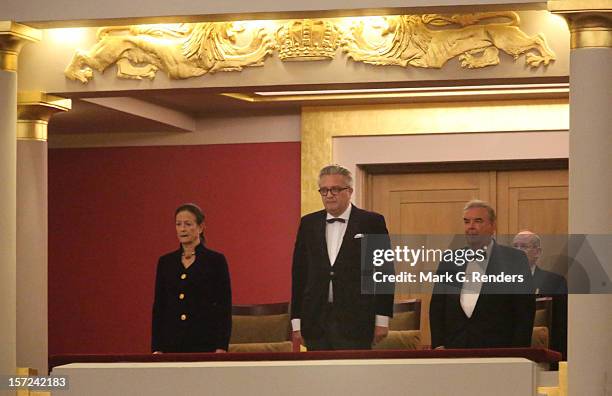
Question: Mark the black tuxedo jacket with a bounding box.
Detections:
[429,242,535,349]
[533,266,568,295]
[291,205,394,342]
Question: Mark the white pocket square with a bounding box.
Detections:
[354,233,364,239]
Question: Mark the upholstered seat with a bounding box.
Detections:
[373,330,422,350]
[532,297,553,348]
[373,299,421,350]
[228,303,291,352]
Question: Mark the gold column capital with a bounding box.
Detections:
[548,0,612,48]
[17,92,71,142]
[0,21,41,72]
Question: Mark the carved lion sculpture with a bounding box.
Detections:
[65,22,275,83]
[343,12,556,69]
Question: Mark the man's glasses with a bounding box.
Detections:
[318,187,350,196]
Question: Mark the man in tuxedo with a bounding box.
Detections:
[513,231,567,359]
[291,164,394,350]
[429,200,535,349]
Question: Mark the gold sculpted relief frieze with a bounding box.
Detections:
[277,19,340,61]
[65,22,275,83]
[342,12,556,69]
[64,12,557,83]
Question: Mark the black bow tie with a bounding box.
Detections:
[326,218,346,224]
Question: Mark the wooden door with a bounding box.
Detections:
[496,169,568,235]
[496,169,569,273]
[371,171,494,235]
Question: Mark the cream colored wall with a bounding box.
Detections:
[4,0,547,27]
[52,358,537,396]
[48,112,300,148]
[16,11,569,94]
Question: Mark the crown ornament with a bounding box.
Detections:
[277,19,340,61]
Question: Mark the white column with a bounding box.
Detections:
[0,55,18,385]
[548,3,612,396]
[16,93,71,375]
[0,22,40,386]
[568,49,612,396]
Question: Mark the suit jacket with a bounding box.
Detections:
[533,266,568,295]
[291,205,394,342]
[534,266,568,359]
[429,242,535,349]
[151,243,232,352]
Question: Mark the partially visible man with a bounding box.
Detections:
[512,231,568,295]
[513,231,567,359]
[291,164,394,350]
[430,200,535,349]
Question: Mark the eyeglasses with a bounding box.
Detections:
[318,186,350,196]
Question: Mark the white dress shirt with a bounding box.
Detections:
[460,239,494,318]
[326,204,352,301]
[292,205,388,331]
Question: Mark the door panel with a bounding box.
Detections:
[497,169,568,273]
[496,170,568,235]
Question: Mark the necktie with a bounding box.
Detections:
[326,218,346,224]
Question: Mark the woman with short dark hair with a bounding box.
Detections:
[152,203,232,353]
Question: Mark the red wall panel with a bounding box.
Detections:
[48,142,300,354]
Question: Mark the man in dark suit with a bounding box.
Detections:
[429,200,535,349]
[513,231,567,359]
[291,164,394,350]
[512,231,568,295]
